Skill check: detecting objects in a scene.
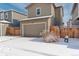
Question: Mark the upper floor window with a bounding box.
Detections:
[36,8,41,16]
[5,12,8,19]
[1,12,4,19]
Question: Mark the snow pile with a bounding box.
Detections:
[0,36,14,42]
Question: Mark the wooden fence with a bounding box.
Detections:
[6,26,79,38]
[6,27,20,36]
[50,26,79,38]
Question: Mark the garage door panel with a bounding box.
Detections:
[23,23,46,37]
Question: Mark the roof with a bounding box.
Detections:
[0,20,10,24]
[25,3,64,9]
[0,9,27,16]
[25,3,32,9]
[25,3,56,9]
[20,15,53,21]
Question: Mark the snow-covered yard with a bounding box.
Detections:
[0,36,79,56]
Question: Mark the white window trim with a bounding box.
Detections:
[36,7,41,16]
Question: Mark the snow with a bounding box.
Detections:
[0,36,79,56]
[0,20,10,24]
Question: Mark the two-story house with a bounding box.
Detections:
[0,10,27,27]
[71,3,79,28]
[20,3,64,37]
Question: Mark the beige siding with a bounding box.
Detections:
[72,4,78,20]
[0,12,2,20]
[20,18,51,36]
[55,7,62,20]
[13,11,27,21]
[51,4,55,17]
[0,23,9,36]
[71,4,79,26]
[27,3,51,18]
[7,11,12,22]
[23,23,46,37]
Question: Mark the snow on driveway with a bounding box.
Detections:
[0,36,79,56]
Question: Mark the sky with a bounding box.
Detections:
[0,3,73,26]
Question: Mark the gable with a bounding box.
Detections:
[26,3,55,18]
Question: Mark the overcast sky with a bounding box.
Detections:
[0,3,73,26]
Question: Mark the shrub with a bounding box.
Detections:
[40,31,59,43]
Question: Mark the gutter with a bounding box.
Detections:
[20,15,53,21]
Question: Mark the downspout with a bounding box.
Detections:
[11,10,13,23]
[11,10,14,36]
[0,23,2,37]
[0,11,4,40]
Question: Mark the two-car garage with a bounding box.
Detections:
[20,16,51,37]
[22,22,46,37]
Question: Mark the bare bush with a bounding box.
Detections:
[40,31,59,43]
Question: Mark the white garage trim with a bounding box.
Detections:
[21,22,47,36]
[20,15,52,21]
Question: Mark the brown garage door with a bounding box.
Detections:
[23,23,46,37]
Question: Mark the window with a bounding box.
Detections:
[5,12,8,19]
[1,12,4,19]
[0,13,1,19]
[36,8,41,16]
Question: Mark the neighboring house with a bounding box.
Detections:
[67,19,72,28]
[0,10,27,27]
[20,3,64,37]
[71,3,79,28]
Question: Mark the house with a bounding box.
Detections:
[0,10,27,27]
[67,19,72,28]
[71,3,79,28]
[20,3,64,37]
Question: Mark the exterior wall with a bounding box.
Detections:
[0,12,3,20]
[27,3,52,18]
[5,11,12,22]
[71,3,79,28]
[0,23,9,36]
[20,18,51,36]
[51,4,55,16]
[54,7,63,26]
[26,3,63,26]
[72,4,78,21]
[20,3,64,37]
[0,11,12,22]
[0,10,27,27]
[13,11,27,21]
[72,20,79,28]
[55,7,61,20]
[11,11,27,27]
